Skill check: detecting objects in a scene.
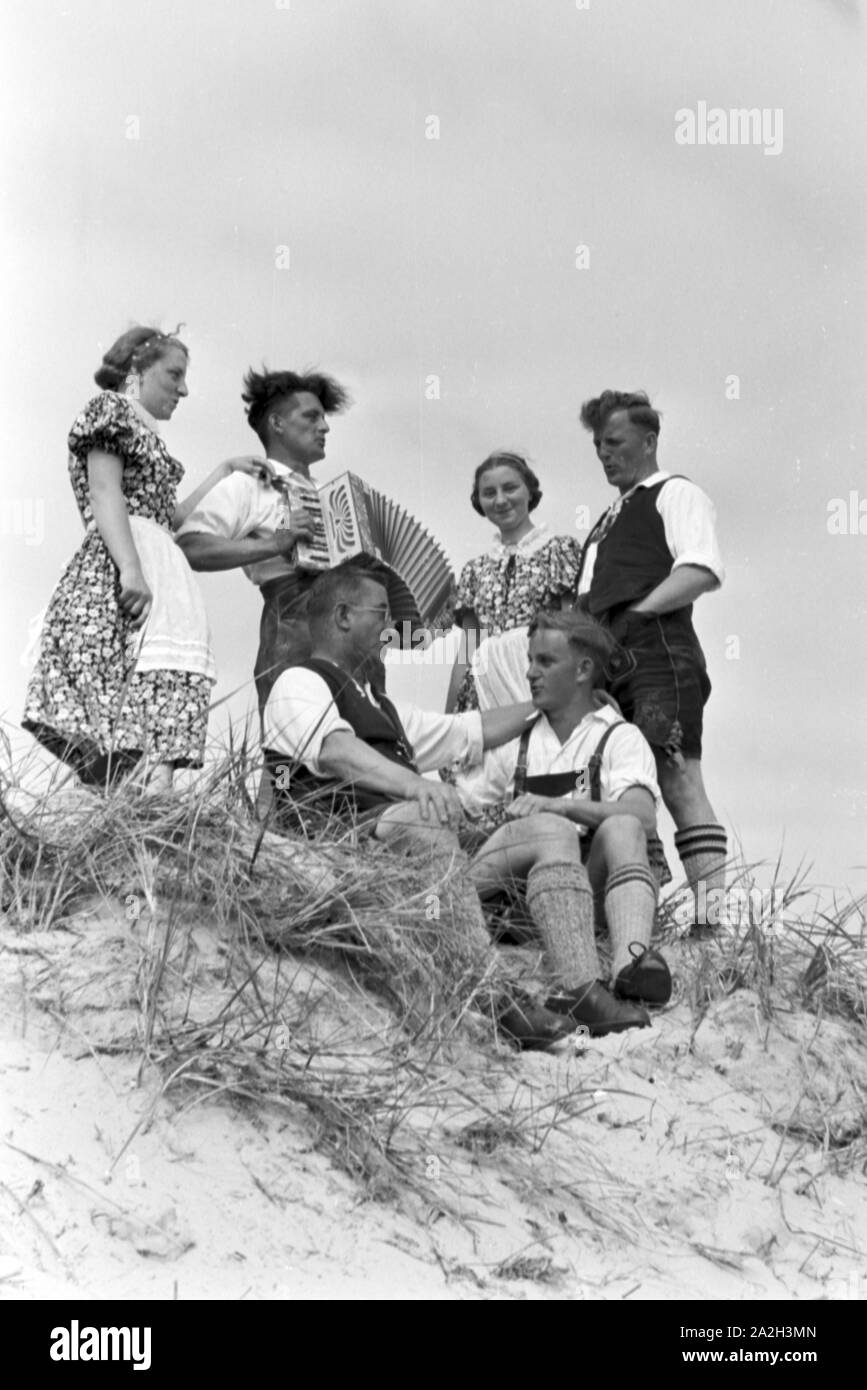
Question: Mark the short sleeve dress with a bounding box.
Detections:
[22,392,216,783]
[452,524,583,711]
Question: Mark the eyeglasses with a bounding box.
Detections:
[341,604,393,625]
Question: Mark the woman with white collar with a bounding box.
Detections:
[22,324,264,792]
[445,452,582,713]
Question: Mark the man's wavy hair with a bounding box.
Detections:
[527,609,616,687]
[579,390,661,440]
[242,367,350,444]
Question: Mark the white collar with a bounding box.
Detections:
[114,392,163,435]
[488,521,550,558]
[599,470,670,520]
[635,470,670,490]
[266,457,314,481]
[615,470,670,503]
[530,701,618,743]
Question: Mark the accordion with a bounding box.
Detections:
[277,471,454,638]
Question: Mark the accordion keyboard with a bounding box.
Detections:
[278,475,331,570]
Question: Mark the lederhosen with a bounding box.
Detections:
[263,657,418,835]
[511,716,670,883]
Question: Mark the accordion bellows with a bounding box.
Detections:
[292,472,454,637]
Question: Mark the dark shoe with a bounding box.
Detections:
[613,943,672,1006]
[496,991,579,1051]
[545,980,650,1037]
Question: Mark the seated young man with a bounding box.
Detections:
[261,562,583,1050]
[456,610,673,1036]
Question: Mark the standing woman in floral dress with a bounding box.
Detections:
[23,325,266,792]
[445,452,583,713]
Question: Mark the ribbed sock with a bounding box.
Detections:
[603,863,658,979]
[525,860,598,989]
[674,823,728,926]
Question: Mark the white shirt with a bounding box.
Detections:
[456,704,660,838]
[263,665,485,778]
[578,471,725,595]
[174,457,318,587]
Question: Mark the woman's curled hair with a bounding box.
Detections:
[94,325,188,390]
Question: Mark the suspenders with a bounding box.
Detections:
[510,716,670,883]
[511,717,627,802]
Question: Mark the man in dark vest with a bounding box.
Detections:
[576,390,726,933]
[262,563,595,1050]
[457,609,671,1035]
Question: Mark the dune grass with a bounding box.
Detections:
[1,734,865,1225]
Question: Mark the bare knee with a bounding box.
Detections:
[594,813,647,856]
[520,812,581,861]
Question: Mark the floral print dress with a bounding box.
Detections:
[453,524,583,711]
[22,393,215,783]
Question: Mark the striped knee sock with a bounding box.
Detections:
[603,863,658,979]
[674,823,728,926]
[526,861,598,989]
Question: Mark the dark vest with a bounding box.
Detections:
[581,475,688,620]
[264,657,418,830]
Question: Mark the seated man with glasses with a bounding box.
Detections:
[261,560,587,1050]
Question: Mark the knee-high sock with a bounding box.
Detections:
[603,863,658,979]
[674,823,728,925]
[525,861,598,989]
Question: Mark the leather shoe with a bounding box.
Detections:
[613,943,672,1006]
[545,980,650,1037]
[496,991,579,1051]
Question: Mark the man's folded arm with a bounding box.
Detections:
[628,563,718,616]
[555,785,657,835]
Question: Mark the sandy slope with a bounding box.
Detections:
[1,907,866,1303]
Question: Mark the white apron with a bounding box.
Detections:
[126,516,216,681]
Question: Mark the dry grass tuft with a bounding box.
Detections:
[2,735,866,1240]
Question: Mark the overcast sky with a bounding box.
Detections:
[1,0,865,905]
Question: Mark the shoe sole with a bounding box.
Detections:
[614,980,672,1007]
[585,1015,651,1037]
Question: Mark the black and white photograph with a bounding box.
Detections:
[1,0,865,1320]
